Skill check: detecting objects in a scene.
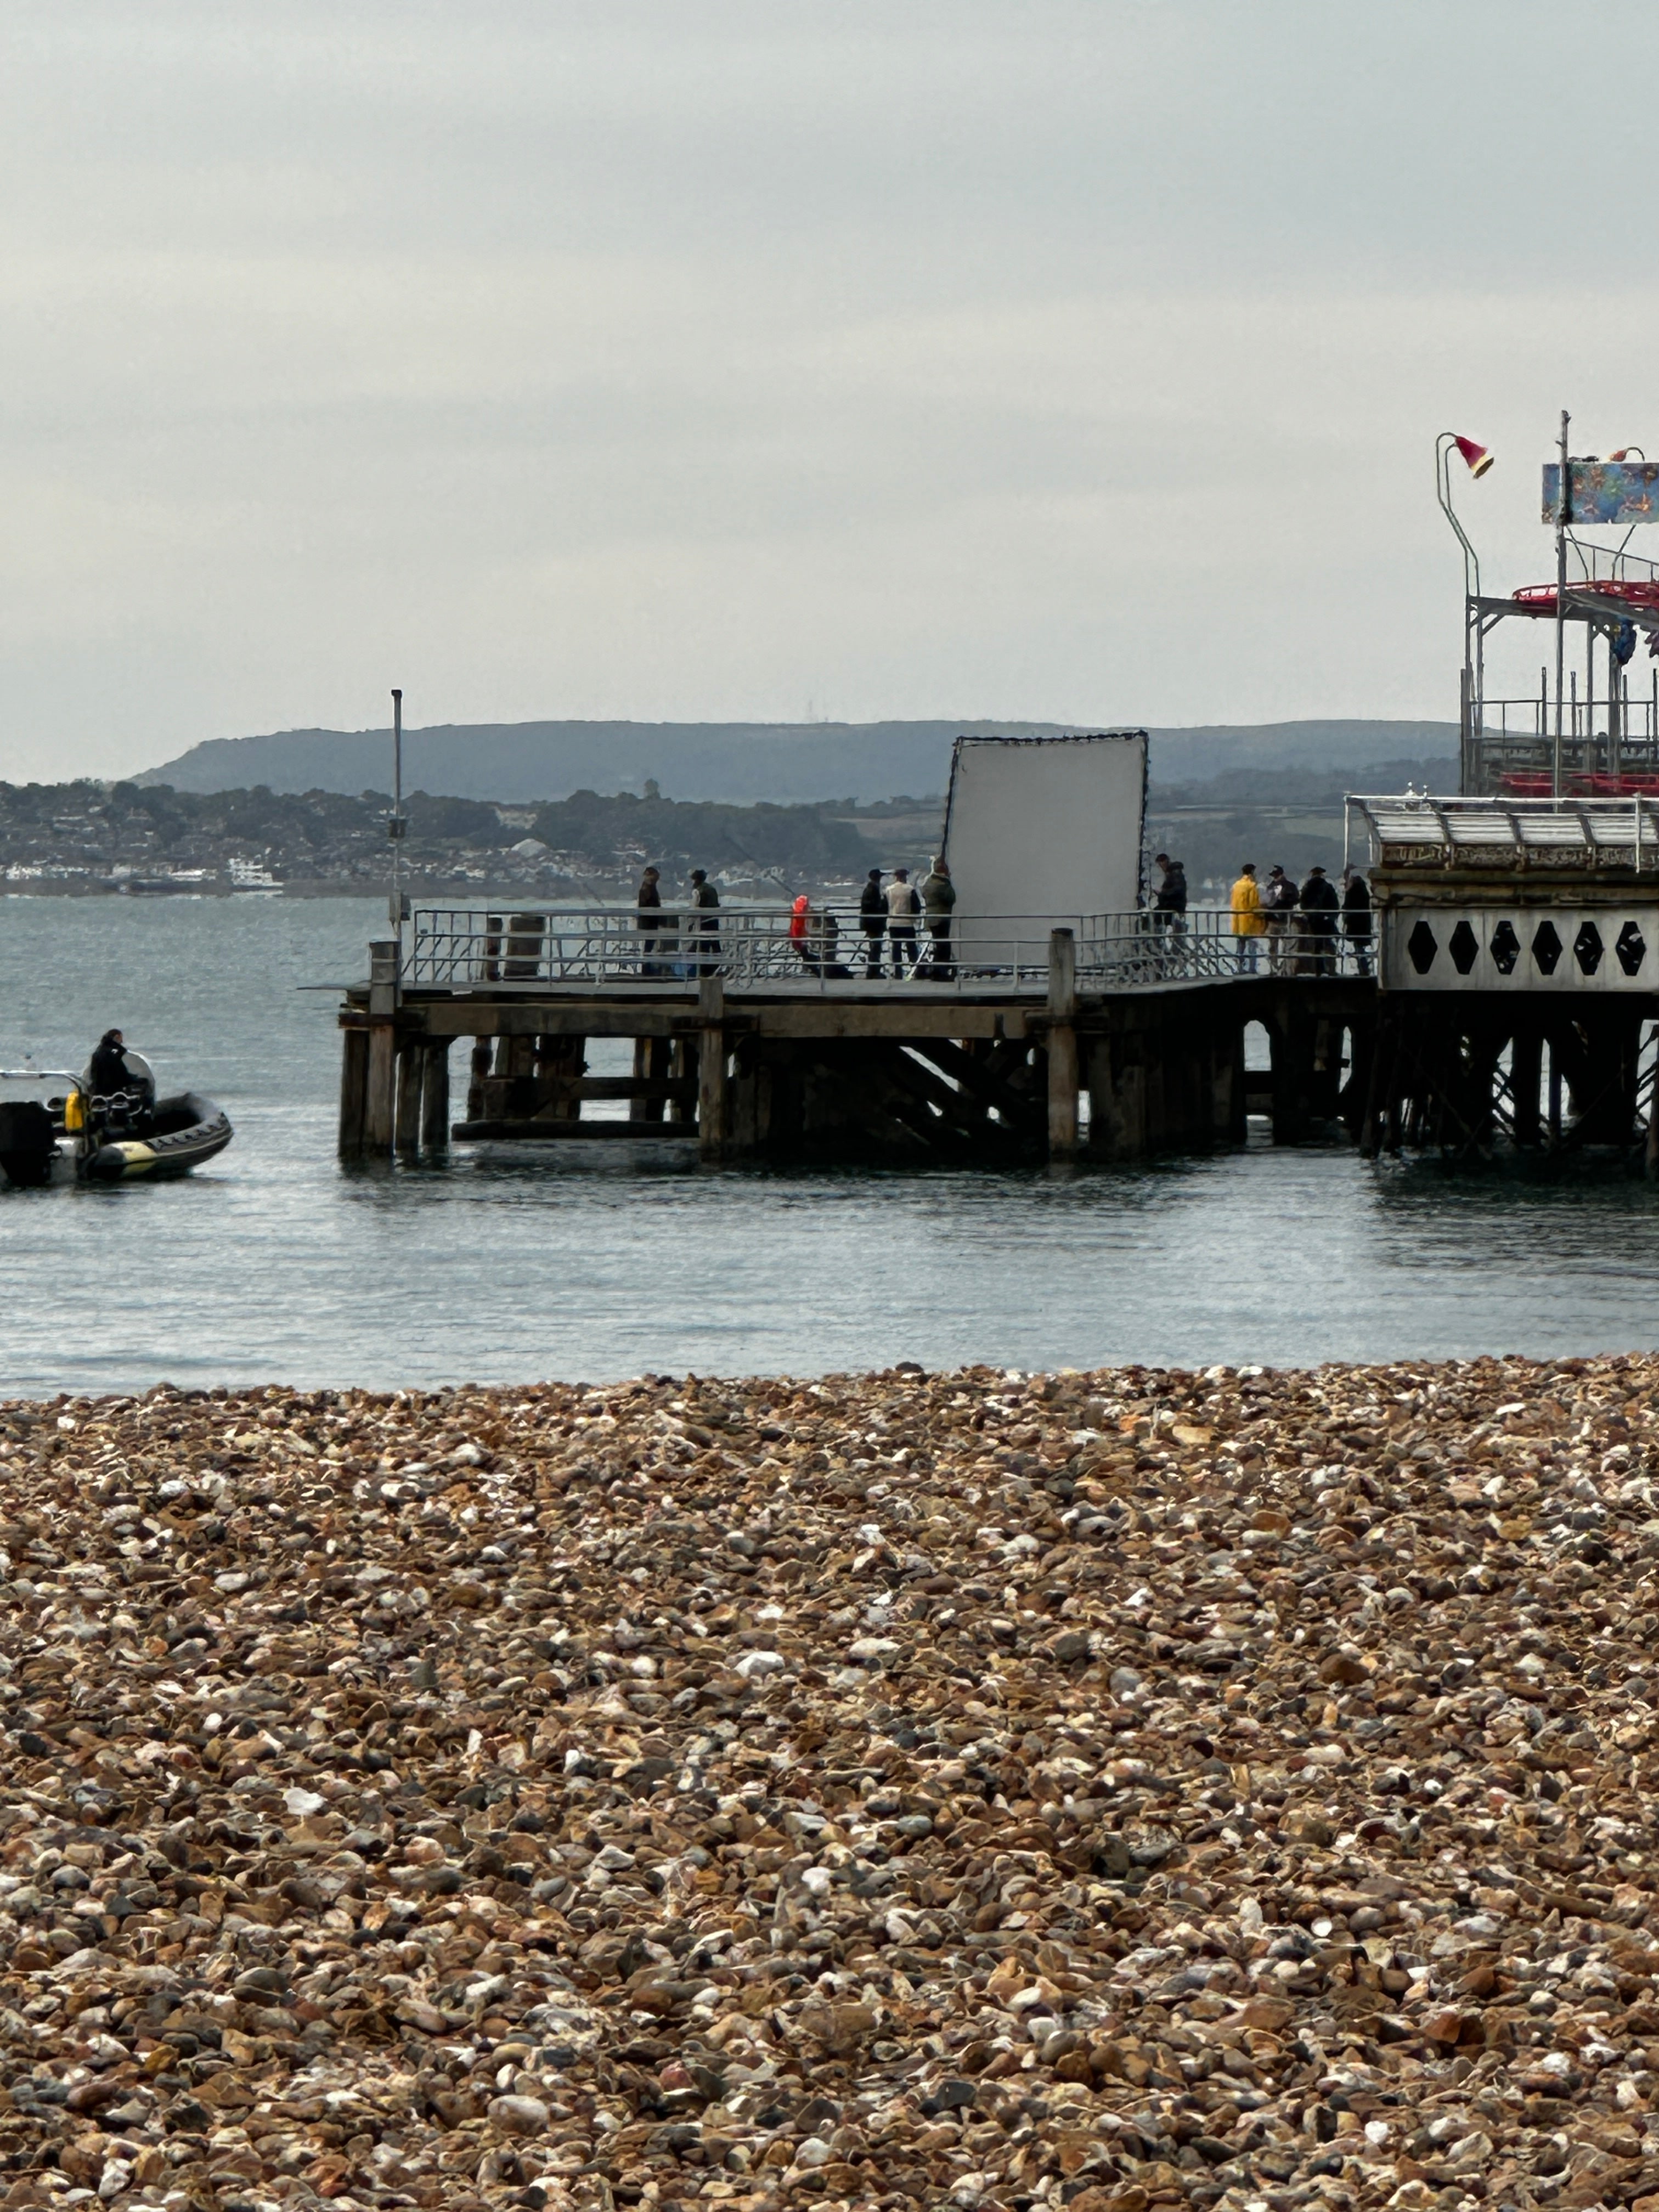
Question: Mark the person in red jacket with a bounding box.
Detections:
[789,893,817,973]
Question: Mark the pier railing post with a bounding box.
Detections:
[698,973,727,1159]
[365,938,400,1156]
[1047,929,1080,1158]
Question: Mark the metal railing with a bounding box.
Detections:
[1482,693,1659,754]
[1566,534,1659,591]
[407,906,1373,994]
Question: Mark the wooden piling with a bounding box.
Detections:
[466,1039,493,1122]
[420,1040,450,1156]
[364,938,400,1156]
[394,1041,424,1159]
[337,1025,369,1160]
[698,974,727,1159]
[366,1029,397,1153]
[629,1040,654,1124]
[1510,1028,1542,1148]
[1046,930,1079,1157]
[535,1034,584,1122]
[667,1039,693,1127]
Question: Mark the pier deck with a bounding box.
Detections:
[337,906,1374,1164]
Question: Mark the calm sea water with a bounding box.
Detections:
[3,894,1658,1398]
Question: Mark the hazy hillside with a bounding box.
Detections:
[133,716,1459,807]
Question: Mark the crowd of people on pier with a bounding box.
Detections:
[1223,857,1372,976]
[634,859,961,980]
[628,854,1370,980]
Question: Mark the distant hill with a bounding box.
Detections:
[133,717,1459,807]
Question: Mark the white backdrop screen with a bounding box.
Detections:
[940,733,1147,954]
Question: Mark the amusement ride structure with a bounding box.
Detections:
[1444,415,1659,795]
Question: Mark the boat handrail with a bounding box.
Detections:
[0,1069,86,1089]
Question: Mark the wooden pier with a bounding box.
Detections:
[336,916,1375,1166]
[1350,794,1659,1166]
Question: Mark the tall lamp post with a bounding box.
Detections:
[1553,413,1569,799]
[1436,432,1495,792]
[388,687,408,950]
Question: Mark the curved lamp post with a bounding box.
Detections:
[1436,432,1494,600]
[1437,434,1494,793]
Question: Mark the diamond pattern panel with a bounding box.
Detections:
[1407,920,1438,975]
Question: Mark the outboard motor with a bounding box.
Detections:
[0,1099,57,1187]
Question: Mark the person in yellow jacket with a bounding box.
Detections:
[1231,862,1264,972]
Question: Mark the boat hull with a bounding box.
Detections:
[83,1093,233,1182]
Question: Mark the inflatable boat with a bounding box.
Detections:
[0,1052,233,1188]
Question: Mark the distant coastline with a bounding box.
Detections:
[131,713,1459,806]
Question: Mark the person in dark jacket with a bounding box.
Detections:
[1299,864,1340,975]
[918,857,957,978]
[636,866,663,975]
[89,1029,129,1094]
[1153,856,1188,936]
[1342,868,1373,976]
[690,868,720,976]
[859,868,886,978]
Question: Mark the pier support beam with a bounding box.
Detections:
[668,1039,694,1128]
[536,1035,584,1122]
[1046,930,1079,1157]
[698,974,727,1159]
[630,1038,672,1123]
[394,1040,423,1160]
[364,938,400,1157]
[466,1039,492,1122]
[337,1025,369,1160]
[420,1040,450,1156]
[1510,1029,1543,1149]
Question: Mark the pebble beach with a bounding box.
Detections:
[1,1355,1657,2212]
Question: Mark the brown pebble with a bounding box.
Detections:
[0,1355,1656,2209]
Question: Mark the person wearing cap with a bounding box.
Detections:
[1230,865,1263,973]
[859,867,887,978]
[885,866,921,976]
[1150,849,1186,938]
[1299,863,1340,976]
[1263,864,1297,974]
[1153,854,1188,937]
[689,867,720,977]
[918,856,956,979]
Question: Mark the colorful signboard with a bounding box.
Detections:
[1543,460,1659,526]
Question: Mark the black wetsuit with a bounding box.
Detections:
[89,1042,128,1094]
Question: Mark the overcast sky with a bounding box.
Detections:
[4,1,1657,782]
